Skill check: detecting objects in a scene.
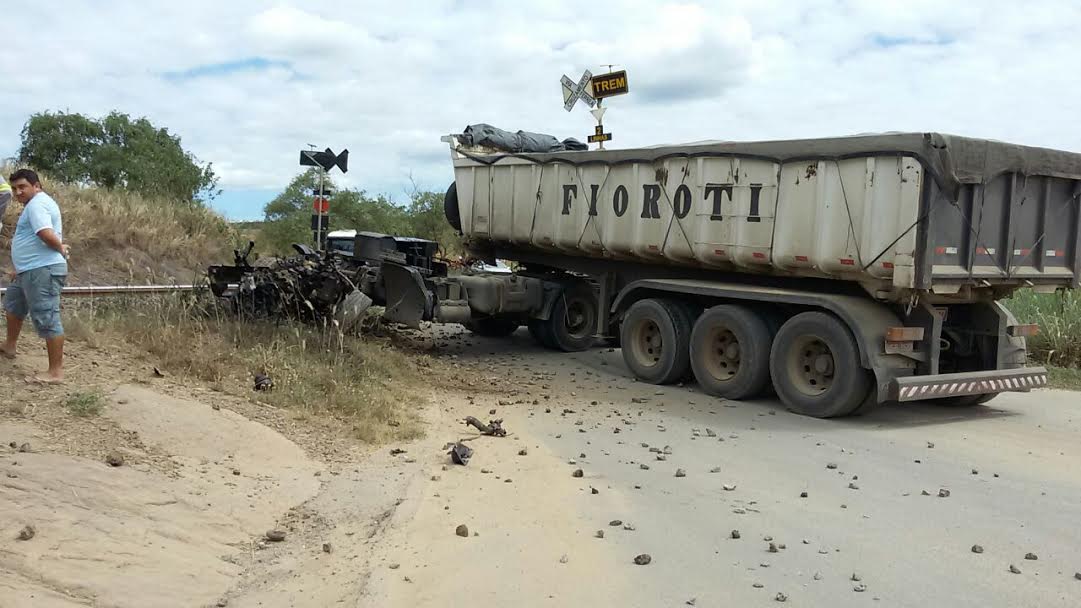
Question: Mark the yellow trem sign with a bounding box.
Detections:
[590,70,629,99]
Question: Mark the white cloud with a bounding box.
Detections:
[2,0,1080,219]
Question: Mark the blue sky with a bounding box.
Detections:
[2,0,1080,222]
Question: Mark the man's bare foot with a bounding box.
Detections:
[0,345,15,360]
[27,374,64,385]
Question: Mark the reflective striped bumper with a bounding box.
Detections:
[892,367,1048,402]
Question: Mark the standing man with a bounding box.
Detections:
[1,169,69,383]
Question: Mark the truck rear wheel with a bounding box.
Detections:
[621,298,692,384]
[690,305,772,399]
[541,284,597,352]
[770,312,871,418]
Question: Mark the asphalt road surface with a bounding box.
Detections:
[377,328,1081,608]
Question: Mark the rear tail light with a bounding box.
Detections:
[1008,323,1039,338]
[886,326,925,342]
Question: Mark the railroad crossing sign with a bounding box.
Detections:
[590,70,629,99]
[561,70,596,112]
[588,124,611,144]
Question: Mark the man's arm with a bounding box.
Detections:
[36,228,69,258]
[27,204,69,258]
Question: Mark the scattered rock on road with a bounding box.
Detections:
[634,554,652,565]
[595,530,605,539]
[827,463,838,469]
[322,542,332,553]
[723,484,736,491]
[854,584,867,592]
[800,491,808,498]
[456,525,469,538]
[769,543,779,553]
[572,469,584,478]
[775,592,788,602]
[105,451,125,467]
[18,443,30,453]
[1025,552,1038,561]
[972,545,984,554]
[851,573,861,582]
[731,530,741,539]
[17,524,35,541]
[710,467,721,473]
[938,489,951,498]
[1009,564,1021,574]
[675,468,686,478]
[610,520,623,526]
[265,530,286,542]
[518,448,528,456]
[848,482,860,490]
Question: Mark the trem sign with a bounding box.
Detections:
[590,70,629,99]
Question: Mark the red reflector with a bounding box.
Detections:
[882,262,894,269]
[1020,248,1031,256]
[648,245,659,250]
[795,255,809,262]
[886,326,925,342]
[752,252,767,259]
[976,247,987,255]
[714,249,726,256]
[1056,250,1066,257]
[1008,323,1039,338]
[935,246,946,255]
[840,258,855,266]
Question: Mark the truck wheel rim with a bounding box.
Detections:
[703,326,741,381]
[630,319,663,367]
[564,297,594,340]
[788,335,834,396]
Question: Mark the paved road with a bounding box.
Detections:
[383,328,1081,607]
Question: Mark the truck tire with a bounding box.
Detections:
[689,305,772,399]
[769,311,872,418]
[621,298,692,385]
[935,393,997,407]
[444,182,462,232]
[542,284,598,352]
[466,316,519,338]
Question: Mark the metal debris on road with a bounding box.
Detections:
[448,442,473,466]
[464,416,506,437]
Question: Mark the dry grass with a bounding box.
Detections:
[1,167,239,284]
[64,291,432,443]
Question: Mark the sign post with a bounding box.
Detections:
[560,67,629,150]
[299,147,349,250]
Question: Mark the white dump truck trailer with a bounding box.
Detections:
[383,132,1081,417]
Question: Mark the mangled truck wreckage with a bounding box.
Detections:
[209,127,1081,419]
[207,231,563,336]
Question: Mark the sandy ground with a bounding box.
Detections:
[2,326,1080,607]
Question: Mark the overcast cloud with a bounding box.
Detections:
[2,0,1079,219]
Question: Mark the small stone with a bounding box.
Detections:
[800,491,808,498]
[813,572,822,581]
[710,467,721,473]
[687,599,697,606]
[489,409,496,415]
[105,452,125,467]
[731,530,741,539]
[595,530,605,539]
[505,478,513,483]
[18,443,30,453]
[972,544,984,554]
[753,583,764,588]
[216,599,228,607]
[591,487,599,494]
[633,553,652,565]
[231,468,241,476]
[1074,572,1081,580]
[851,573,861,582]
[723,484,736,491]
[518,448,528,456]
[927,441,935,448]
[559,554,569,564]
[389,563,400,570]
[775,592,788,602]
[675,468,686,478]
[265,530,286,542]
[972,468,978,475]
[1009,564,1021,574]
[938,489,951,498]
[663,446,673,455]
[1024,552,1038,561]
[921,490,931,496]
[826,463,838,469]
[769,542,779,553]
[656,455,667,461]
[481,468,492,474]
[17,524,35,541]
[706,429,717,437]
[623,524,636,531]
[322,542,332,553]
[640,464,650,470]
[609,520,623,526]
[848,482,859,490]
[456,524,469,537]
[853,584,867,592]
[572,469,584,478]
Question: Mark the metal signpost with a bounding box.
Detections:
[560,67,629,150]
[299,147,349,250]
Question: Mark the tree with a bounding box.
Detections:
[18,111,219,202]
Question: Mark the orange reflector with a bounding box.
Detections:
[1008,323,1039,338]
[886,326,925,342]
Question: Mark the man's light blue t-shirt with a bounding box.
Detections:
[12,192,65,274]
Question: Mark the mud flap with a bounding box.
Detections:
[381,262,433,328]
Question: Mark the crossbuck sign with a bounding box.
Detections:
[561,70,596,112]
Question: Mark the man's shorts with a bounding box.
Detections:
[3,263,67,339]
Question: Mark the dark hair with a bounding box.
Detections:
[8,169,40,186]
